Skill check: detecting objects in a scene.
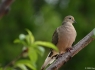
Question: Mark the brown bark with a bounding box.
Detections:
[0,0,14,18]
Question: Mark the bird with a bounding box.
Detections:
[41,15,77,70]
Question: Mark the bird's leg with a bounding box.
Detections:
[66,47,73,59]
[66,47,73,53]
[56,54,62,59]
[56,52,64,59]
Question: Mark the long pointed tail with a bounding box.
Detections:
[41,56,55,70]
[41,51,58,70]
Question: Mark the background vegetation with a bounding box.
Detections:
[0,0,95,70]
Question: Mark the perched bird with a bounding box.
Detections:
[41,15,77,70]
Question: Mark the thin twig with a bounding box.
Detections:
[3,47,28,70]
[46,28,95,70]
[0,0,14,18]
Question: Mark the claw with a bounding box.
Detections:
[66,47,73,53]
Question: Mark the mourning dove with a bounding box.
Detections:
[41,15,77,70]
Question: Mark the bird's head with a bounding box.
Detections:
[63,15,76,24]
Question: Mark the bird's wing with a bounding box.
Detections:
[49,29,58,56]
[52,29,58,45]
[48,29,59,57]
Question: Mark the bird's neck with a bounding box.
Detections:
[62,21,73,26]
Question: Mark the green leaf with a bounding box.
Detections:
[35,46,45,56]
[25,63,36,70]
[26,29,35,44]
[16,64,28,70]
[0,68,2,70]
[25,35,31,45]
[15,59,36,70]
[34,41,58,51]
[14,39,21,43]
[14,39,27,46]
[28,47,38,65]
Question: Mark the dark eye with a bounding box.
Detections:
[69,18,71,19]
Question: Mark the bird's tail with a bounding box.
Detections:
[41,51,58,70]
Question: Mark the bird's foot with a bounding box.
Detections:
[56,53,64,59]
[66,47,73,53]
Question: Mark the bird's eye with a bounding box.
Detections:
[69,18,71,19]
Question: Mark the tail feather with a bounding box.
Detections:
[41,56,56,70]
[41,51,58,70]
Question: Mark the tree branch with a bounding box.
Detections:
[3,47,28,70]
[46,28,95,70]
[0,0,14,18]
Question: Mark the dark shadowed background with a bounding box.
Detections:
[0,0,95,70]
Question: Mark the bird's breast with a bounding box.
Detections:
[56,24,76,53]
[58,24,76,40]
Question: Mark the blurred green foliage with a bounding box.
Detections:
[1,29,58,69]
[0,0,95,70]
